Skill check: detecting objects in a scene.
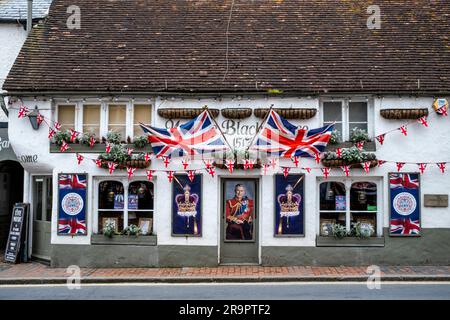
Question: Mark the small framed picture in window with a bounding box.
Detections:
[138,218,153,235]
[320,219,335,236]
[102,217,118,233]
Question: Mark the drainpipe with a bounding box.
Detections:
[27,0,33,33]
[0,94,8,117]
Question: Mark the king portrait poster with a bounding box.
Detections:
[389,172,421,236]
[172,173,202,236]
[58,174,87,236]
[275,174,304,236]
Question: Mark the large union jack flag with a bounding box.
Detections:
[390,218,420,235]
[140,110,229,158]
[250,110,334,158]
[59,174,87,189]
[389,173,419,189]
[58,218,87,234]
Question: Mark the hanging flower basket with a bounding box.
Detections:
[221,108,253,119]
[254,108,317,119]
[100,160,151,170]
[321,159,378,168]
[157,108,220,119]
[380,108,428,119]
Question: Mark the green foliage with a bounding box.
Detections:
[350,128,370,143]
[133,135,148,149]
[106,131,122,144]
[331,223,348,239]
[53,130,71,146]
[99,144,130,163]
[350,222,375,239]
[329,130,341,144]
[122,224,141,236]
[103,222,117,238]
[78,132,96,146]
[341,146,364,163]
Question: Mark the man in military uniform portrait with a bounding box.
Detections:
[225,184,254,240]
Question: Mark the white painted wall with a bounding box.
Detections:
[7,95,450,250]
[0,23,28,121]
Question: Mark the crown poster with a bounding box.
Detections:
[275,174,304,236]
[172,173,202,236]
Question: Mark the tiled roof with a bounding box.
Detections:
[3,0,450,94]
[0,0,52,21]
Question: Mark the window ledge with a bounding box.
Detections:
[325,141,376,152]
[316,235,384,247]
[50,143,153,153]
[91,234,157,246]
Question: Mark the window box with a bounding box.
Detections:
[316,235,384,247]
[254,108,317,119]
[221,108,253,119]
[50,142,153,154]
[157,108,220,119]
[91,234,157,246]
[380,108,428,120]
[326,141,376,152]
[99,160,151,169]
[321,159,378,168]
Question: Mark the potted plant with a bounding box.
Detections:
[349,128,370,144]
[331,223,347,239]
[102,222,117,238]
[122,224,141,236]
[52,130,71,146]
[350,222,375,239]
[322,147,377,168]
[106,131,122,144]
[133,135,149,149]
[329,129,341,144]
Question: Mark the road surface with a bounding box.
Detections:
[0,282,449,300]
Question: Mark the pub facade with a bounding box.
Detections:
[2,0,450,267]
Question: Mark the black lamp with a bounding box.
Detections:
[28,105,41,130]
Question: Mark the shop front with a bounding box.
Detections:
[4,95,450,268]
[0,125,23,249]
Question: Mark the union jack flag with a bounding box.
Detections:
[139,110,229,158]
[389,173,419,189]
[250,110,334,158]
[59,174,87,189]
[390,218,420,235]
[58,218,87,234]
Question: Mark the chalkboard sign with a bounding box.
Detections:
[4,203,29,263]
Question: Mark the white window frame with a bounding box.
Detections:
[320,98,374,142]
[317,177,383,237]
[54,98,153,140]
[93,177,155,234]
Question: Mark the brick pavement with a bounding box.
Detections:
[1,259,450,284]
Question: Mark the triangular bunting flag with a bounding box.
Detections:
[418,163,427,174]
[341,165,350,177]
[396,162,405,172]
[146,170,155,181]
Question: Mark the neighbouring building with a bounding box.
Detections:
[2,0,450,267]
[0,0,52,249]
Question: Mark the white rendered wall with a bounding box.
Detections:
[0,23,28,121]
[6,95,450,249]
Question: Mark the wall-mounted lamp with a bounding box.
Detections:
[28,105,41,130]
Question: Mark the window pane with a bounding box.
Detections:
[134,104,151,137]
[108,104,126,138]
[99,181,124,209]
[58,105,75,132]
[128,181,154,235]
[350,182,377,211]
[98,181,124,233]
[320,182,346,211]
[323,102,342,122]
[326,122,342,141]
[34,180,43,221]
[83,104,101,137]
[349,102,368,122]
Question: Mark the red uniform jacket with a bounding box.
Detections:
[226,197,254,223]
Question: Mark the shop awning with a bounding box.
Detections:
[0,126,17,162]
